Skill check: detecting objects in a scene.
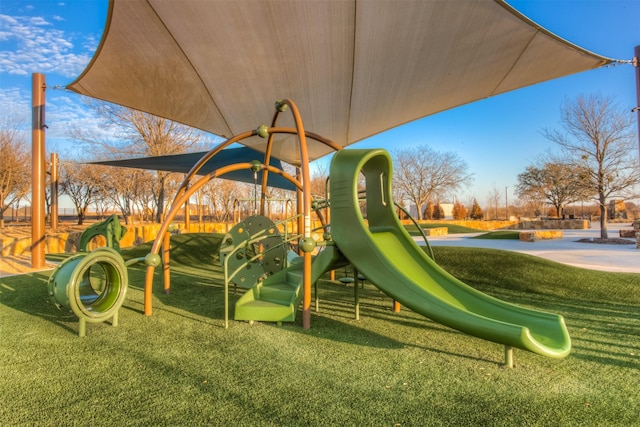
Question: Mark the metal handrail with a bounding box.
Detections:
[394,202,435,261]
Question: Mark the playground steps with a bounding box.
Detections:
[256,280,298,304]
[234,246,348,323]
[234,271,301,322]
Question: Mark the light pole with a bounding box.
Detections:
[505,186,509,220]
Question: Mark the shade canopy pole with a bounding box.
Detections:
[31,73,46,269]
[50,153,59,231]
[633,46,640,167]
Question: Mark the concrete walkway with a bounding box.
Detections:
[416,225,640,273]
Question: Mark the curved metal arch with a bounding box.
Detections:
[143,161,301,315]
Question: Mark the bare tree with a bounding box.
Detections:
[543,94,640,238]
[0,118,30,229]
[516,196,546,218]
[60,162,100,225]
[310,162,329,199]
[487,187,502,220]
[104,168,155,225]
[68,101,205,223]
[204,179,242,222]
[393,145,473,220]
[516,160,589,218]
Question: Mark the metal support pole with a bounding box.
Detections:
[50,153,58,231]
[504,186,508,220]
[393,300,401,313]
[504,345,514,368]
[633,46,640,167]
[162,231,171,294]
[296,167,304,246]
[31,73,46,268]
[184,199,190,231]
[354,268,360,320]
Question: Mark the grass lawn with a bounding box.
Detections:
[404,223,481,236]
[471,231,521,240]
[1,233,639,426]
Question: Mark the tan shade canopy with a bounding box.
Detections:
[68,0,613,165]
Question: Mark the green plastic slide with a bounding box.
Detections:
[329,149,571,358]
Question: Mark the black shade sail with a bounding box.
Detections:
[90,147,296,191]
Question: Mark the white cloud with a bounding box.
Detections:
[0,13,94,78]
[0,85,121,154]
[0,86,29,120]
[29,16,52,26]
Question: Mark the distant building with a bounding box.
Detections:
[409,202,454,220]
[440,203,453,220]
[608,200,627,220]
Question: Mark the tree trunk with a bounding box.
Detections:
[599,194,608,239]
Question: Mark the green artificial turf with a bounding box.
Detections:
[404,223,481,236]
[1,233,639,426]
[471,230,521,240]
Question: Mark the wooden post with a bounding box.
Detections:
[31,73,46,268]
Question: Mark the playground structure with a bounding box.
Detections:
[40,0,640,362]
[48,247,129,337]
[78,214,128,253]
[43,98,572,364]
[48,214,157,337]
[47,99,571,363]
[136,100,571,366]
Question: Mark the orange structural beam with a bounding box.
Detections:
[31,73,46,269]
[277,99,313,330]
[143,161,301,315]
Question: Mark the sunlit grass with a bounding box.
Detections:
[471,230,520,240]
[405,222,482,235]
[1,234,638,425]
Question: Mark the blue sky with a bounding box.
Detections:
[1,0,639,207]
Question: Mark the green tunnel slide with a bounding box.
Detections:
[233,147,570,359]
[329,148,570,358]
